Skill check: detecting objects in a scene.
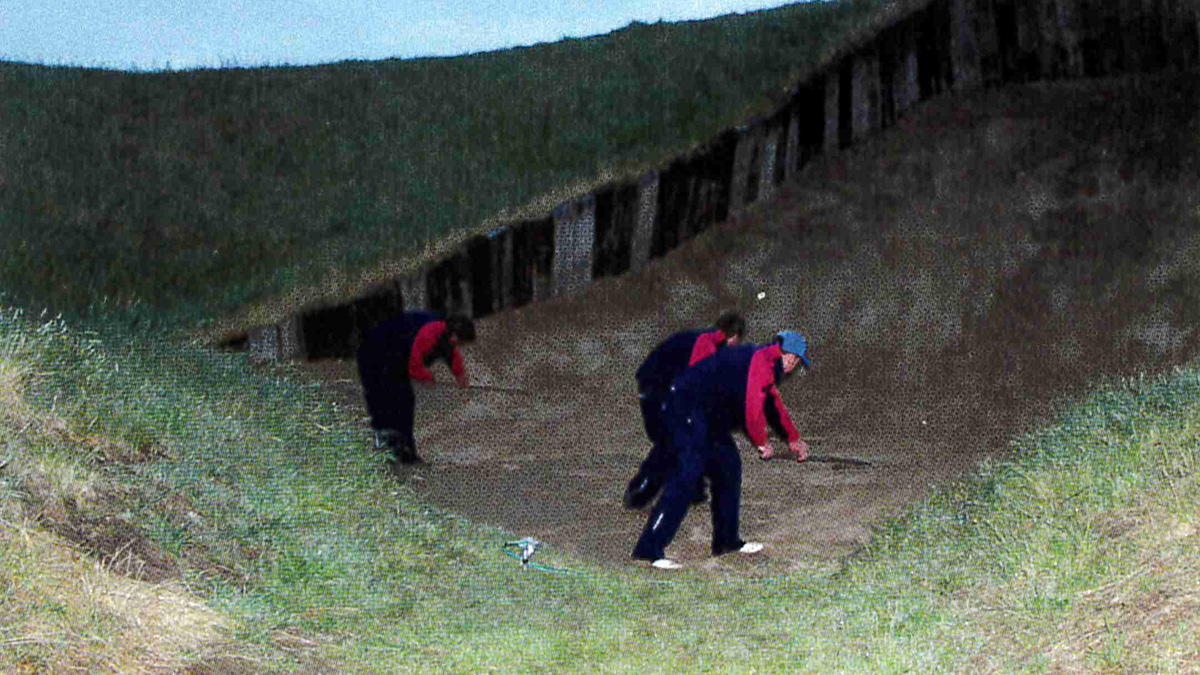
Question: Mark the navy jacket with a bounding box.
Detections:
[669,343,799,447]
[636,328,726,392]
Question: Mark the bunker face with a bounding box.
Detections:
[305,75,1200,576]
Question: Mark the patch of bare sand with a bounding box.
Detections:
[300,75,1200,577]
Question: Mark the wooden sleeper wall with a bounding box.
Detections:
[247,0,1200,361]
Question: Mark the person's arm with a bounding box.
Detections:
[636,340,666,393]
[766,386,808,462]
[448,339,468,388]
[764,387,800,444]
[407,322,445,383]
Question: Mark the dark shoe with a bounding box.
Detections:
[394,447,424,465]
[380,433,423,465]
[381,440,424,470]
[623,475,661,510]
[385,453,424,475]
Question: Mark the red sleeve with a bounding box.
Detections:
[688,330,723,366]
[743,348,774,447]
[449,342,465,379]
[768,386,800,443]
[408,321,445,382]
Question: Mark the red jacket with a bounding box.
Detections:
[407,321,465,383]
[743,344,800,447]
[671,343,800,448]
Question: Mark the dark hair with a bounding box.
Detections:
[715,311,745,339]
[445,314,476,342]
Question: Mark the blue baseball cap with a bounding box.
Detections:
[775,331,810,367]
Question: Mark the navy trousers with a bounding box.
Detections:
[357,358,417,453]
[632,391,744,561]
[626,389,708,508]
[633,389,672,476]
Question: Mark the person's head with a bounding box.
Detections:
[715,311,746,346]
[445,313,476,343]
[774,330,810,374]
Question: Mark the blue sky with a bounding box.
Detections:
[2,1,800,71]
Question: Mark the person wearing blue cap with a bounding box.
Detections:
[757,330,811,461]
[632,330,812,570]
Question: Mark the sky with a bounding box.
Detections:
[1,1,800,72]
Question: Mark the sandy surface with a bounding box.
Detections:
[297,74,1200,577]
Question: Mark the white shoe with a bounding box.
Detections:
[651,558,683,570]
[738,542,764,554]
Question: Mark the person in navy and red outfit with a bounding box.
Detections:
[632,330,811,570]
[356,311,475,468]
[623,311,746,510]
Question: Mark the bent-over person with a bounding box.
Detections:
[356,311,475,468]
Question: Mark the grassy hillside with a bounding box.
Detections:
[0,0,902,328]
[1,295,1195,673]
[3,1,1198,671]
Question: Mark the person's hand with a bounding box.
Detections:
[789,439,809,462]
[757,444,775,461]
[455,373,469,389]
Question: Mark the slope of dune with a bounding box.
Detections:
[303,71,1200,574]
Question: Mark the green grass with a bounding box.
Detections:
[1,299,1196,672]
[0,0,910,329]
[2,5,1197,668]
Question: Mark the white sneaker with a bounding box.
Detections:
[738,542,764,554]
[651,558,683,570]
